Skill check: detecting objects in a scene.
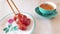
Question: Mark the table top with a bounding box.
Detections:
[0,0,60,34]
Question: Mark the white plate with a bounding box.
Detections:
[0,12,36,34]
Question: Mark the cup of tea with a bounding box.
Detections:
[35,2,57,19]
[39,2,56,15]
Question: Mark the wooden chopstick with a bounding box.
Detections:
[7,0,22,24]
[6,0,20,15]
[11,0,20,13]
[7,0,16,15]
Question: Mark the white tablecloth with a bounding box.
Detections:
[0,0,60,34]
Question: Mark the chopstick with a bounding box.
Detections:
[6,0,19,34]
[7,0,16,15]
[11,0,20,13]
[6,0,20,15]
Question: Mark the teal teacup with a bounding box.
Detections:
[35,2,57,19]
[39,2,56,15]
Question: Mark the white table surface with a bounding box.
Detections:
[0,0,60,34]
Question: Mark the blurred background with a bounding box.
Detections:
[0,0,60,34]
